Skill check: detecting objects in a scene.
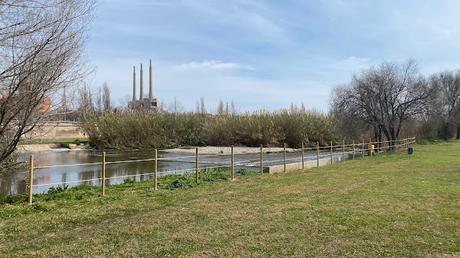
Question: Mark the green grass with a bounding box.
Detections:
[1,142,460,256]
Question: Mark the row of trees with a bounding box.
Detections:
[78,83,112,115]
[332,60,460,145]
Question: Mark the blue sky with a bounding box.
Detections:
[86,0,460,112]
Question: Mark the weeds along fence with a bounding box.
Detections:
[25,137,416,204]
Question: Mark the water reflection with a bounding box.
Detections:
[1,150,224,195]
[0,149,347,195]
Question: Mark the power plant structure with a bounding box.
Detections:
[129,60,158,110]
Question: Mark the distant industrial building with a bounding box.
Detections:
[129,60,158,110]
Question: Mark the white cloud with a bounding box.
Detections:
[175,60,253,71]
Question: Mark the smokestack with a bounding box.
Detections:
[149,59,153,100]
[140,63,143,100]
[132,66,136,103]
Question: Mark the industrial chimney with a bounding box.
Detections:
[132,66,136,103]
[140,63,143,101]
[149,59,153,101]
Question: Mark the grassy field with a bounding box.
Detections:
[1,142,460,256]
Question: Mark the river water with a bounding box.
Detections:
[0,149,344,195]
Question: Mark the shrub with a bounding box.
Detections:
[167,176,195,190]
[47,185,69,195]
[0,194,28,205]
[81,110,335,149]
[237,168,256,175]
[200,168,229,182]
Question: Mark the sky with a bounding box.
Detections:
[86,0,460,112]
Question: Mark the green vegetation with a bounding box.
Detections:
[81,110,335,149]
[1,142,460,256]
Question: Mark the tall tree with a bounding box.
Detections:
[217,100,224,115]
[0,0,95,165]
[230,100,236,115]
[77,84,94,117]
[199,97,206,114]
[428,71,460,139]
[332,61,431,147]
[102,82,111,113]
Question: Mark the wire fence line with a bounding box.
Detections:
[25,137,416,204]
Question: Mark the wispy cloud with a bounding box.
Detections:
[175,60,253,71]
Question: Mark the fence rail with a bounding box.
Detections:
[26,137,416,204]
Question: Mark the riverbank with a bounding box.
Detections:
[17,137,89,152]
[1,142,459,256]
[17,143,297,154]
[17,144,88,152]
[163,146,298,154]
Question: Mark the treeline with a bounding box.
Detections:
[81,110,335,149]
[332,60,460,144]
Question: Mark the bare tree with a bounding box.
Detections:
[427,71,460,139]
[230,100,236,115]
[199,97,206,114]
[332,61,431,147]
[166,97,184,114]
[217,100,224,115]
[95,87,102,113]
[77,84,94,117]
[102,82,111,113]
[0,0,95,165]
[195,100,200,114]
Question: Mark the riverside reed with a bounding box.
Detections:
[81,110,335,149]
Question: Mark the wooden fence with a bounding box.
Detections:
[26,137,416,205]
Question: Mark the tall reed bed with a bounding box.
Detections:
[81,110,335,149]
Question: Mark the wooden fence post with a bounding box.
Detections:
[102,151,106,196]
[260,144,264,174]
[231,146,235,180]
[352,141,355,160]
[154,149,158,190]
[342,140,345,160]
[283,143,287,173]
[330,141,333,165]
[316,142,320,168]
[301,143,305,170]
[376,140,379,156]
[362,141,365,158]
[28,155,34,205]
[369,138,373,157]
[195,147,199,184]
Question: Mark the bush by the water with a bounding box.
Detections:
[81,110,335,149]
